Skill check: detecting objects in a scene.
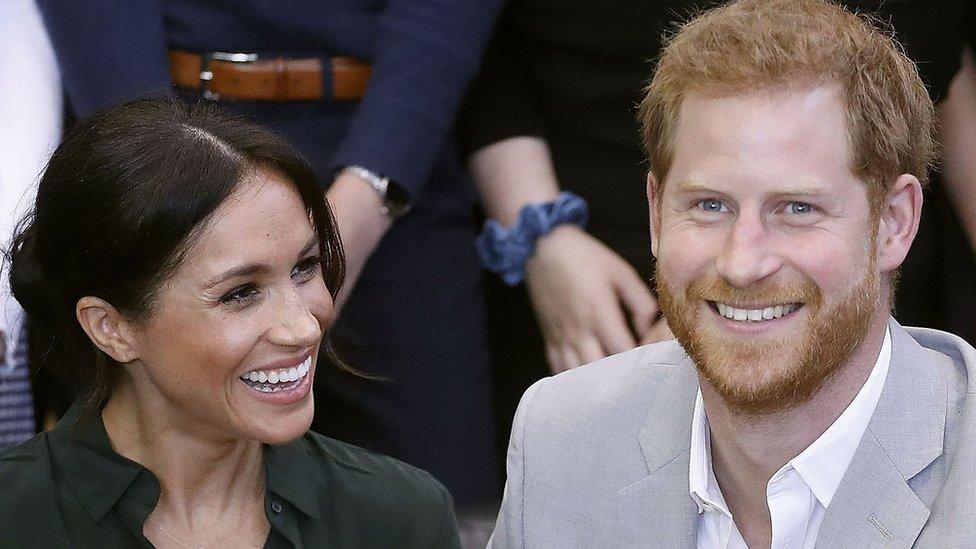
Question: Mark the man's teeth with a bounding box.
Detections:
[240,356,312,390]
[715,302,799,322]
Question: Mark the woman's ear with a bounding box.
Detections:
[75,296,139,363]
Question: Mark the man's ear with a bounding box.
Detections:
[876,173,923,273]
[647,172,662,258]
[76,296,139,364]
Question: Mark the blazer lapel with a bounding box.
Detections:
[816,320,945,548]
[617,357,700,548]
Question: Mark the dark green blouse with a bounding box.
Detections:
[0,399,461,548]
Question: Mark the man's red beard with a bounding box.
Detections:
[656,264,881,415]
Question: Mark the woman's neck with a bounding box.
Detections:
[101,376,266,522]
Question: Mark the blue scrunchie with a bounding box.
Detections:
[476,191,589,286]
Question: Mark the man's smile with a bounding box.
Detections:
[709,301,803,322]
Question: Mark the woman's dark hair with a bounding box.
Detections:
[5,98,345,412]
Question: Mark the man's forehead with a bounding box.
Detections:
[664,85,859,191]
[675,84,847,142]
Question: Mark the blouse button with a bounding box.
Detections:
[271,501,283,514]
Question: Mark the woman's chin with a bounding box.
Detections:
[250,404,314,445]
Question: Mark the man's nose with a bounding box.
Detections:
[267,290,322,348]
[714,211,783,288]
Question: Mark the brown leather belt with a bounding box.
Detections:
[168,49,371,102]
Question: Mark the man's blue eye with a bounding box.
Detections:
[699,199,725,212]
[788,202,813,214]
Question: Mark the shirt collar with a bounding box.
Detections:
[264,438,326,520]
[47,396,337,525]
[689,391,731,516]
[47,397,151,522]
[688,327,892,511]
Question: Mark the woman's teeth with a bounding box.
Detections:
[240,356,312,392]
[716,302,799,322]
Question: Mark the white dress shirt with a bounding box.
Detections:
[690,328,892,548]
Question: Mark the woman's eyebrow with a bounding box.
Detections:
[205,235,319,288]
[297,236,318,260]
[204,263,271,288]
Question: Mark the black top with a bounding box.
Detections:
[0,399,461,548]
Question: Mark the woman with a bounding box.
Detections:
[0,99,460,548]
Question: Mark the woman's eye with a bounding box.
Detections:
[697,199,728,213]
[220,284,260,306]
[292,256,322,283]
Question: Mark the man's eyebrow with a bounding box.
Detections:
[674,179,829,195]
[205,236,320,288]
[673,180,719,193]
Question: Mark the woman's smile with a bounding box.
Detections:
[239,355,314,404]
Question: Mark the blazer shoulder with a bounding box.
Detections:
[527,339,694,415]
[904,325,976,382]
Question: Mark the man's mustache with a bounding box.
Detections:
[685,276,822,309]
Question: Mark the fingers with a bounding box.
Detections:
[546,344,576,374]
[575,337,605,366]
[614,268,658,342]
[592,304,637,356]
[545,337,604,374]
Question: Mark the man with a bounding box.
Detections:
[489,0,976,547]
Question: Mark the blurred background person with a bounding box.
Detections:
[1,98,460,548]
[34,0,504,534]
[460,0,976,466]
[0,0,62,450]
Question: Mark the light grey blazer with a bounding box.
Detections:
[489,320,976,548]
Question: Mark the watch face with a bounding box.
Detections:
[385,181,412,218]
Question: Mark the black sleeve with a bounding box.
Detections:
[456,5,549,159]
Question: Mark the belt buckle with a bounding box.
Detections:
[199,51,259,100]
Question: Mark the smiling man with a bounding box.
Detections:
[488,1,976,548]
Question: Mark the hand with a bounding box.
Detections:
[325,171,394,310]
[525,226,659,373]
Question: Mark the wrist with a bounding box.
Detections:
[327,174,393,235]
[476,191,589,286]
[528,224,585,264]
[338,165,411,218]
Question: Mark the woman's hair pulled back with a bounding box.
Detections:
[6,98,344,411]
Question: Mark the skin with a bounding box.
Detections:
[649,86,921,548]
[76,167,334,548]
[326,171,391,309]
[941,46,976,256]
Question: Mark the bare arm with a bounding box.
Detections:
[469,137,666,372]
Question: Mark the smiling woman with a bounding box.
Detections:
[0,98,461,548]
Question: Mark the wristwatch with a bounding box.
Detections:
[342,165,412,218]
